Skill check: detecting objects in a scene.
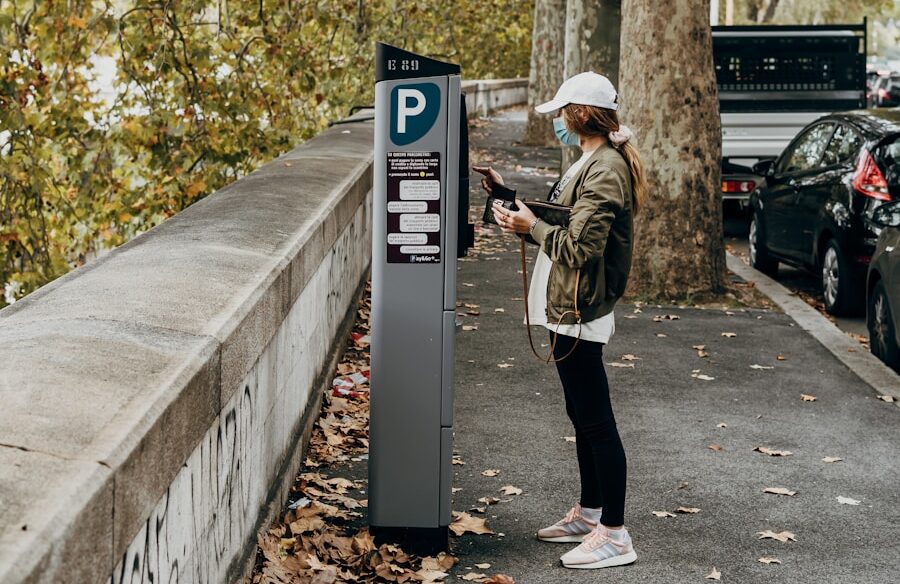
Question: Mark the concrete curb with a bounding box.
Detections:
[726,252,900,404]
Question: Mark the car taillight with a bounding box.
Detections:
[851,150,891,201]
[722,180,756,193]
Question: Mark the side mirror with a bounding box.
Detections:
[871,201,900,228]
[752,159,776,177]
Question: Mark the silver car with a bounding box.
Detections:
[867,200,900,370]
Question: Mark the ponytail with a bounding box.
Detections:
[618,141,648,215]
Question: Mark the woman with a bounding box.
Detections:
[474,72,648,570]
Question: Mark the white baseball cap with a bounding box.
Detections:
[534,72,619,113]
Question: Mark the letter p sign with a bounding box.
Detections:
[391,83,440,146]
[396,89,426,133]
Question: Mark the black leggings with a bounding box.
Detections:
[550,329,627,527]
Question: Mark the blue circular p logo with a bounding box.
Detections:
[390,83,441,146]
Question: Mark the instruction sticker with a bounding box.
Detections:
[386,151,441,263]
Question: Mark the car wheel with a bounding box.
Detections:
[749,214,778,276]
[868,279,900,370]
[820,239,863,316]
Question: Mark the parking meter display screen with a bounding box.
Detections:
[386,151,442,263]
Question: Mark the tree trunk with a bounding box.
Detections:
[561,0,621,168]
[619,0,726,300]
[745,0,780,23]
[522,0,567,147]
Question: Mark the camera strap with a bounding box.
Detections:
[519,236,582,363]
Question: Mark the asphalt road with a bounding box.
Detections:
[447,109,900,583]
[726,232,869,340]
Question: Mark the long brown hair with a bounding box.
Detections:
[562,103,648,213]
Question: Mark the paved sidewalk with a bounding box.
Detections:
[448,110,900,583]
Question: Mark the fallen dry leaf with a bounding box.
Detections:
[721,332,737,338]
[474,563,491,569]
[758,556,781,565]
[652,511,675,518]
[800,394,817,402]
[708,444,724,452]
[822,456,843,463]
[289,515,324,534]
[764,487,797,496]
[422,554,458,572]
[452,487,463,493]
[836,496,860,505]
[477,496,500,506]
[750,364,774,370]
[483,576,515,584]
[757,530,796,543]
[777,354,787,360]
[621,354,641,361]
[692,373,715,381]
[497,363,513,369]
[462,325,479,331]
[563,436,576,443]
[876,394,896,402]
[499,485,522,496]
[656,333,668,338]
[415,568,450,583]
[653,314,681,321]
[461,573,487,582]
[676,506,701,514]
[450,512,493,536]
[717,422,728,428]
[452,456,466,465]
[705,567,721,580]
[754,446,793,457]
[481,469,500,477]
[610,362,635,368]
[692,344,710,358]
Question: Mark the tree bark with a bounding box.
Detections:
[619,0,726,300]
[522,0,567,147]
[561,0,621,168]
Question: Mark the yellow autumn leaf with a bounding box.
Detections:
[186,180,207,199]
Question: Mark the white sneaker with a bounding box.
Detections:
[536,504,599,543]
[560,523,637,569]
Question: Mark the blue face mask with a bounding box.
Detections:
[553,117,581,147]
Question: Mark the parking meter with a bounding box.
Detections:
[369,42,473,553]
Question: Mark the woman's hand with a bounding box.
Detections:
[472,165,504,194]
[492,198,538,235]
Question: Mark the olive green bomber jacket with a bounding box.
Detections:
[529,141,634,325]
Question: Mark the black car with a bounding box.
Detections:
[867,200,900,370]
[749,110,899,315]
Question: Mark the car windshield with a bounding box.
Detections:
[778,123,834,173]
